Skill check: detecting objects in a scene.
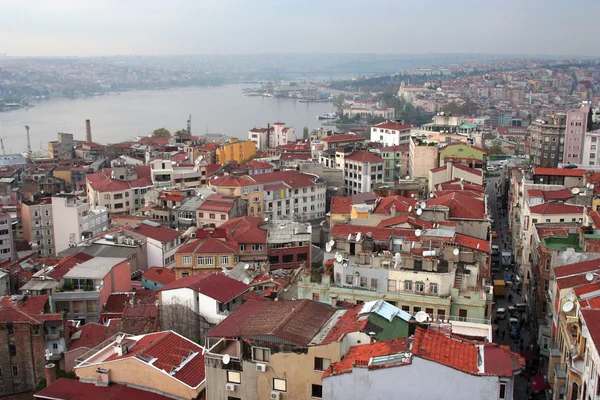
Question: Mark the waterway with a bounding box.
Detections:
[0,84,337,153]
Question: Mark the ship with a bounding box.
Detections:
[317,112,337,120]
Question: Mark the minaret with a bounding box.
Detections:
[85,119,92,143]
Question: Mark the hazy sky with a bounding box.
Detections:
[2,0,599,57]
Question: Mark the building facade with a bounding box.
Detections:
[21,198,56,257]
[370,121,412,147]
[529,114,566,168]
[216,138,257,164]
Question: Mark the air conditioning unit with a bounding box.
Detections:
[225,383,237,392]
[271,391,282,400]
[256,363,267,372]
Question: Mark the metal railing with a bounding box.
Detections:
[554,363,568,379]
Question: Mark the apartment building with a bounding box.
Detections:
[319,133,365,151]
[270,122,296,148]
[121,220,183,268]
[215,138,257,164]
[0,211,14,262]
[196,194,248,228]
[563,106,591,164]
[343,106,395,120]
[529,114,566,168]
[47,132,74,160]
[408,139,439,179]
[379,145,409,182]
[429,162,484,190]
[438,142,486,168]
[51,194,108,253]
[21,198,56,257]
[219,216,268,263]
[149,159,174,188]
[581,128,600,167]
[210,170,327,221]
[370,121,412,147]
[338,150,384,196]
[173,229,239,278]
[86,164,153,215]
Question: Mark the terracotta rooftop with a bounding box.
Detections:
[529,203,584,215]
[177,236,238,254]
[533,167,585,177]
[142,267,176,285]
[67,322,109,352]
[320,133,364,143]
[34,378,173,400]
[219,216,267,243]
[128,222,181,243]
[554,258,600,278]
[377,214,434,229]
[453,233,490,253]
[325,338,410,377]
[427,192,485,220]
[373,122,412,131]
[372,195,417,215]
[206,299,336,346]
[330,197,353,214]
[160,272,249,303]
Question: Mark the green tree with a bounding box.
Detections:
[303,127,309,140]
[152,128,171,138]
[174,129,191,138]
[489,140,504,155]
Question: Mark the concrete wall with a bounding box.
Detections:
[64,348,88,372]
[323,357,510,400]
[76,357,203,399]
[410,145,439,179]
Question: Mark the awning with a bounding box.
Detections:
[530,375,546,392]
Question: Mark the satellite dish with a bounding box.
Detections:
[348,234,353,241]
[566,291,576,302]
[242,278,251,284]
[129,298,135,305]
[336,253,343,263]
[430,192,435,198]
[356,232,362,242]
[343,263,348,268]
[586,272,595,282]
[154,300,160,307]
[328,240,335,247]
[222,354,231,365]
[264,217,269,222]
[591,184,595,190]
[415,229,422,237]
[582,324,590,338]
[405,175,410,180]
[325,243,332,252]
[408,205,413,213]
[415,311,429,323]
[453,248,460,256]
[416,208,423,216]
[244,264,250,270]
[410,193,415,198]
[571,187,581,195]
[562,301,574,313]
[587,183,591,188]
[420,202,426,209]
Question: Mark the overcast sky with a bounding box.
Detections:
[2,0,599,57]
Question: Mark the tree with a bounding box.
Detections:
[151,128,171,138]
[303,127,309,140]
[174,129,191,138]
[489,140,504,155]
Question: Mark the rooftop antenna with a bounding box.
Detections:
[25,125,32,157]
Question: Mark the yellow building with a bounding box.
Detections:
[215,138,256,164]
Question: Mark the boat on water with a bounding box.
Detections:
[299,98,333,103]
[317,112,337,120]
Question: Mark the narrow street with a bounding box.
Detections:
[487,175,536,400]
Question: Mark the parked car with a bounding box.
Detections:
[509,317,520,328]
[496,308,507,320]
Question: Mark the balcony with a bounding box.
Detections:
[554,363,568,380]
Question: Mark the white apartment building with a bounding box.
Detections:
[248,127,271,150]
[370,121,412,147]
[51,195,109,253]
[21,198,56,257]
[150,159,175,188]
[582,128,600,166]
[270,122,296,148]
[0,212,14,262]
[339,150,384,195]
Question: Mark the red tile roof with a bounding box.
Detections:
[452,163,483,177]
[377,215,434,229]
[35,378,173,400]
[142,267,176,285]
[580,309,600,354]
[177,236,238,254]
[246,160,273,170]
[430,165,447,173]
[46,253,94,280]
[345,150,383,163]
[373,122,411,131]
[318,306,368,346]
[129,223,181,243]
[427,192,485,220]
[330,224,394,241]
[330,197,353,214]
[373,196,417,215]
[219,216,267,243]
[453,233,490,253]
[103,293,135,314]
[529,203,584,215]
[590,211,600,229]
[320,133,364,143]
[326,338,410,377]
[67,322,110,351]
[0,295,62,324]
[528,189,544,198]
[378,145,409,152]
[211,170,318,189]
[533,168,585,177]
[160,272,249,303]
[554,258,600,278]
[206,299,336,346]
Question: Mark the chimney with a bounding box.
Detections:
[85,119,92,143]
[116,341,128,356]
[45,363,57,386]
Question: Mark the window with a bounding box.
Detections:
[360,276,367,287]
[402,305,410,312]
[253,347,270,362]
[273,378,287,392]
[227,370,241,384]
[370,278,378,290]
[240,244,246,251]
[312,384,323,398]
[437,309,446,319]
[221,214,226,220]
[312,293,320,302]
[87,300,97,313]
[33,325,40,335]
[7,322,13,335]
[413,307,421,313]
[198,212,204,218]
[182,256,191,265]
[282,254,293,263]
[459,309,468,321]
[345,275,353,285]
[220,256,230,265]
[11,365,18,377]
[314,357,331,371]
[209,213,215,219]
[9,345,16,356]
[499,382,506,399]
[388,280,397,292]
[404,281,413,291]
[416,282,425,293]
[182,272,189,277]
[430,283,438,294]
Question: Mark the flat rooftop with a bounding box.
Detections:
[63,257,127,280]
[542,234,582,252]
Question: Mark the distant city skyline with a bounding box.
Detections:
[2,0,600,57]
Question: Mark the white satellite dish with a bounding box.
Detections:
[264,217,269,222]
[416,208,423,216]
[420,202,426,209]
[222,354,231,365]
[356,232,362,242]
[430,192,435,198]
[587,183,591,188]
[586,272,595,282]
[326,243,332,252]
[408,205,413,213]
[415,229,422,237]
[343,263,348,268]
[571,187,581,195]
[348,234,353,241]
[415,311,429,323]
[453,248,460,256]
[328,240,335,247]
[566,291,576,302]
[242,278,251,285]
[244,264,250,270]
[336,253,343,263]
[591,184,595,190]
[405,175,410,180]
[562,301,574,313]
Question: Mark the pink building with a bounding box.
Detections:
[563,107,590,164]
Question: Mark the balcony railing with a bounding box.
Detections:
[554,363,568,380]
